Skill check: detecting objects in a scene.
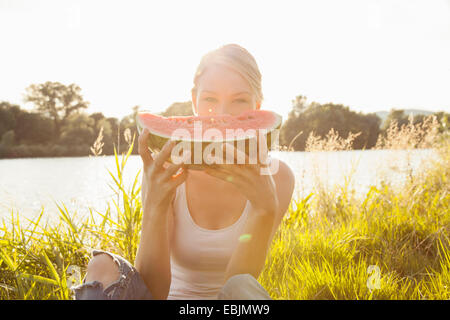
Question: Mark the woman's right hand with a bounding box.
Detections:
[138,128,188,216]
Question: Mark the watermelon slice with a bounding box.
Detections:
[136,109,282,169]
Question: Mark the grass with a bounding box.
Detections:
[259,115,450,299]
[0,117,449,300]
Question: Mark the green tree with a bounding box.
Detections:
[120,105,140,132]
[290,95,308,117]
[1,130,15,147]
[59,113,95,146]
[89,112,106,129]
[24,81,89,140]
[0,102,21,138]
[14,112,55,144]
[280,96,381,151]
[104,117,120,153]
[89,112,107,145]
[381,109,409,132]
[0,130,15,158]
[96,117,114,154]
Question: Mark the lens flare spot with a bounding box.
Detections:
[239,234,252,243]
[226,175,233,182]
[208,108,212,113]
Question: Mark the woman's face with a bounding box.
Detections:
[192,64,261,117]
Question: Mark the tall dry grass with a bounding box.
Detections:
[373,114,443,189]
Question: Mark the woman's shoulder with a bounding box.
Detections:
[268,157,295,190]
[267,157,296,219]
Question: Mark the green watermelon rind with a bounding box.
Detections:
[136,111,282,170]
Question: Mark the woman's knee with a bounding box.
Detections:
[223,273,255,290]
[218,273,272,300]
[85,252,120,288]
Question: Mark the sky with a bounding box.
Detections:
[1,0,449,122]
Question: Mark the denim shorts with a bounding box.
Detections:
[72,249,272,300]
[71,249,153,300]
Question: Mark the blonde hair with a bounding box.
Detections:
[191,43,264,105]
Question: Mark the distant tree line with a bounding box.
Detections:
[280,95,449,151]
[0,83,448,158]
[0,81,141,158]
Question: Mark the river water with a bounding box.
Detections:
[0,149,436,224]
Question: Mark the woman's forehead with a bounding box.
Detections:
[201,89,251,96]
[197,66,252,95]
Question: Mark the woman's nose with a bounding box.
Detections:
[213,104,231,116]
[210,104,223,115]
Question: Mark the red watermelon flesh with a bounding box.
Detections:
[137,109,281,141]
[136,109,282,167]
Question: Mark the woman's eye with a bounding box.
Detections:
[203,98,246,103]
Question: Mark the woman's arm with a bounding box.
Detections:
[223,211,275,282]
[222,160,295,283]
[204,138,295,284]
[134,201,174,300]
[134,130,187,300]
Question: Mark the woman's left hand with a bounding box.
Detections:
[203,133,279,217]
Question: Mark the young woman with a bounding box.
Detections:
[73,43,295,300]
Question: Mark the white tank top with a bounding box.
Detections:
[167,181,251,300]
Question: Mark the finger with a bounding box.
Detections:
[162,162,170,169]
[204,167,245,187]
[233,142,250,165]
[154,139,177,170]
[222,142,250,165]
[138,128,153,166]
[214,161,246,179]
[167,166,189,189]
[162,162,184,180]
[218,142,259,176]
[204,167,232,182]
[257,130,269,166]
[225,141,261,173]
